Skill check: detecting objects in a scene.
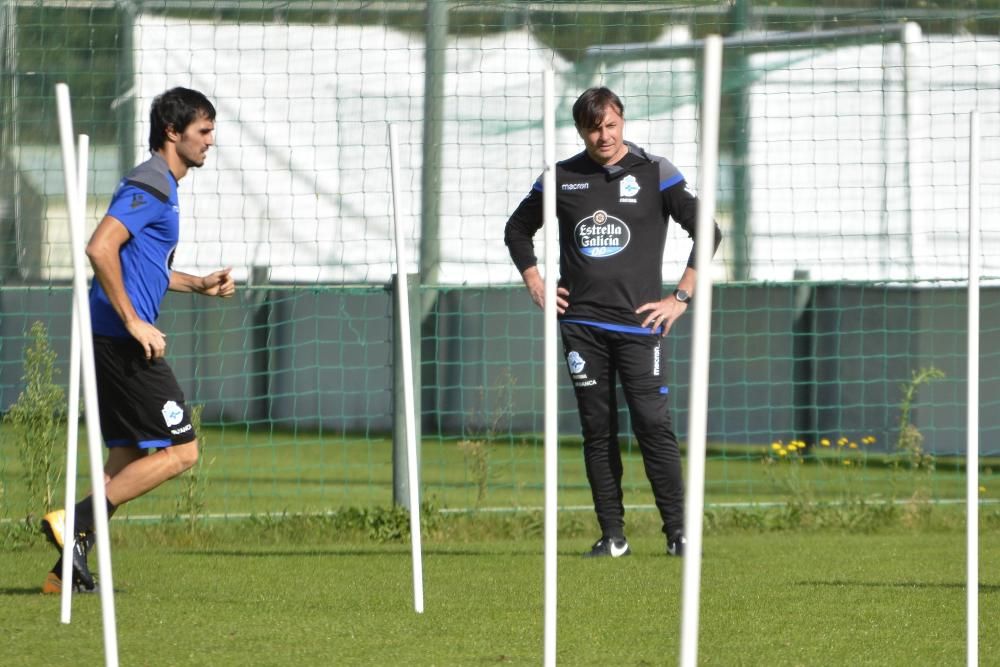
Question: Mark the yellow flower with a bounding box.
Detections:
[820,438,831,447]
[778,449,788,457]
[788,444,798,452]
[771,442,782,451]
[843,460,852,466]
[849,442,858,449]
[980,486,987,494]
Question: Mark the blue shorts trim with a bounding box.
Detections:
[561,318,663,336]
[106,438,173,449]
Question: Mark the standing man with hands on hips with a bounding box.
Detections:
[504,86,721,558]
[41,87,236,593]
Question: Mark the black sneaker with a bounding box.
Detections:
[44,557,98,594]
[667,530,686,557]
[40,511,95,590]
[583,536,631,558]
[68,539,96,590]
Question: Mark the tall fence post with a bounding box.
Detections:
[792,269,817,447]
[393,273,422,508]
[250,265,272,424]
[419,0,447,317]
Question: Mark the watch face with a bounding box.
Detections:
[675,289,690,302]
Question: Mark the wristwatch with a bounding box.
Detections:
[673,288,691,305]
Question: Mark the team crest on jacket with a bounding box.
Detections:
[574,209,630,258]
[620,175,640,200]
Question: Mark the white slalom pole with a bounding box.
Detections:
[55,83,119,667]
[679,35,723,667]
[59,132,88,623]
[542,68,558,667]
[387,123,424,613]
[966,110,980,667]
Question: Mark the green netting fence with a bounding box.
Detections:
[1,1,998,521]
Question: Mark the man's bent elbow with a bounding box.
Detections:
[84,242,99,265]
[169,439,199,475]
[85,241,112,269]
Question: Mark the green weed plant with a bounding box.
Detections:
[173,404,214,534]
[242,502,445,544]
[457,368,516,506]
[761,366,949,530]
[893,366,944,473]
[2,322,66,525]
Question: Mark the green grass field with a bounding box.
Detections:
[2,529,998,666]
[3,424,998,664]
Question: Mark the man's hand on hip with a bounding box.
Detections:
[636,296,688,336]
[522,266,569,314]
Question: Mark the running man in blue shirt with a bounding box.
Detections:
[41,87,235,593]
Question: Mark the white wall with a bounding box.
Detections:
[130,16,1000,285]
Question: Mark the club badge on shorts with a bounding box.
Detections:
[161,400,184,428]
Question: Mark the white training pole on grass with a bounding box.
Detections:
[542,68,558,667]
[55,83,119,667]
[679,35,723,667]
[387,123,425,614]
[59,132,88,623]
[966,110,980,667]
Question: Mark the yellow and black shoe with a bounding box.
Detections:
[40,513,97,592]
[42,557,98,595]
[67,540,96,590]
[41,509,67,551]
[41,571,62,595]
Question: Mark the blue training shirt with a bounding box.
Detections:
[90,153,180,338]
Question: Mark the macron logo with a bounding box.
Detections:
[561,182,589,191]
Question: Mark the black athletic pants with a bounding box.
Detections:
[561,322,684,539]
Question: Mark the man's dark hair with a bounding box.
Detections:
[149,87,216,151]
[572,87,625,129]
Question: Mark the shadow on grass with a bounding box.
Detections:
[0,587,49,596]
[0,587,124,597]
[795,580,1000,593]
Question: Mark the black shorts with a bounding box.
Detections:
[93,335,196,449]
